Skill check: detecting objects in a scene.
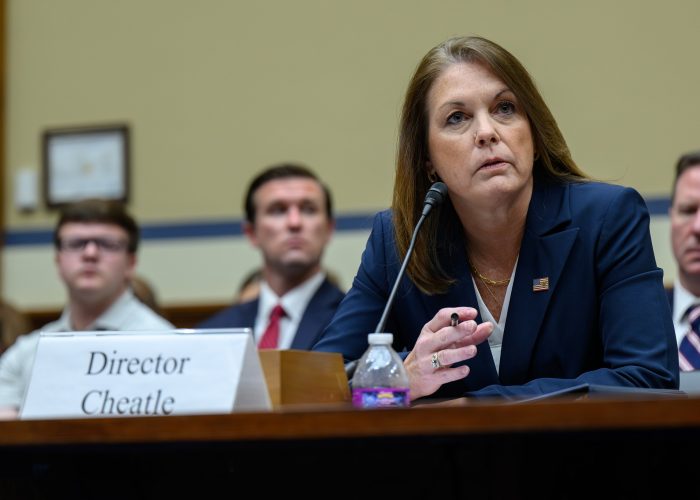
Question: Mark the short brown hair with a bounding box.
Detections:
[672,150,700,203]
[53,199,139,253]
[244,163,333,224]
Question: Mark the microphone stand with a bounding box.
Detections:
[345,182,447,379]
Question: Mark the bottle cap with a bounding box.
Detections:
[367,333,393,344]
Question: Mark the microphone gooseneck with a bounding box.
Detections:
[374,182,448,333]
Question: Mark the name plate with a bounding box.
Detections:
[20,328,271,420]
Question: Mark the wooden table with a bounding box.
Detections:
[1,395,698,498]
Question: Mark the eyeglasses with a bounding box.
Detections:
[58,237,129,253]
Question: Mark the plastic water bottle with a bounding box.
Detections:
[351,333,410,408]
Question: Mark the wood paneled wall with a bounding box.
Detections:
[23,303,228,332]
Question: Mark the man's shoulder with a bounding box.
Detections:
[197,300,258,329]
[0,330,41,368]
[117,299,175,330]
[6,329,41,350]
[316,278,345,304]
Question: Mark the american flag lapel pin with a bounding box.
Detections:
[532,277,549,292]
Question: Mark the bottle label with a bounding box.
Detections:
[352,388,410,408]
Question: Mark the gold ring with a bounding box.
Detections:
[431,352,441,369]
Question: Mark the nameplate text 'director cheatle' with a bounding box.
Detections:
[20,329,271,420]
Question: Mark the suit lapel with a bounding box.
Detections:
[499,177,578,384]
[240,299,260,326]
[291,279,336,350]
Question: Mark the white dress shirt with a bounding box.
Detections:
[672,282,700,347]
[472,259,518,376]
[254,271,325,349]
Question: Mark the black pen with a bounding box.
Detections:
[451,312,459,327]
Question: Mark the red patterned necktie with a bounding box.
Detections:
[679,304,700,371]
[258,304,286,349]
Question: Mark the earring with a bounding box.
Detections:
[428,171,437,183]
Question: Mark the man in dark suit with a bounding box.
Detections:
[198,163,344,350]
[669,151,700,351]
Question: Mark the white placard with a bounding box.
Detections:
[20,329,271,420]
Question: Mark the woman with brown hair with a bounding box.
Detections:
[314,36,678,400]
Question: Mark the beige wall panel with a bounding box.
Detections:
[3,0,696,307]
[5,0,700,227]
[1,225,675,310]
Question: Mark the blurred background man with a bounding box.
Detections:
[0,199,174,414]
[198,163,344,350]
[669,151,700,370]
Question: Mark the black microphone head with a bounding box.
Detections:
[425,182,448,207]
[421,182,448,216]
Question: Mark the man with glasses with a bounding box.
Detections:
[0,199,173,415]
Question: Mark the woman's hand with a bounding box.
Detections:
[404,307,493,400]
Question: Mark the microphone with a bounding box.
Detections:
[421,181,449,218]
[375,181,447,332]
[345,181,448,378]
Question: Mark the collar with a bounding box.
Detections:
[525,171,573,237]
[59,289,137,331]
[673,281,699,324]
[258,271,326,323]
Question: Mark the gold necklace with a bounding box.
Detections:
[468,258,511,286]
[473,269,504,322]
[478,277,501,304]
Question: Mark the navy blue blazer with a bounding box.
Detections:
[197,278,345,350]
[313,176,679,398]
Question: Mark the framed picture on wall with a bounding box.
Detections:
[42,124,130,208]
